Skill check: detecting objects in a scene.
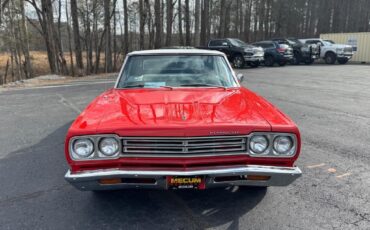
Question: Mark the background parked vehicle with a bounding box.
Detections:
[252,40,293,67]
[300,38,354,64]
[272,38,319,65]
[200,38,264,68]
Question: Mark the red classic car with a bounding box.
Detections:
[64,49,302,191]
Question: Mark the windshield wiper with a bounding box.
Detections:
[122,84,145,88]
[122,84,174,89]
[179,84,226,89]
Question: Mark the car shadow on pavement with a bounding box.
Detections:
[0,122,266,230]
[90,186,266,229]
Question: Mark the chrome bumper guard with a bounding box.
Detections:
[244,56,264,62]
[65,165,302,191]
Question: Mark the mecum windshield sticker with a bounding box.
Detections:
[133,76,143,81]
[144,82,166,88]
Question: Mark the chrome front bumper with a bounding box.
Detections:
[65,165,302,191]
[244,55,264,62]
[337,53,353,59]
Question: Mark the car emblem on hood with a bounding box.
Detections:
[210,131,240,135]
[181,114,187,121]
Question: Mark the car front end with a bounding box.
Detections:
[243,46,265,63]
[64,49,302,191]
[336,46,354,60]
[65,132,302,191]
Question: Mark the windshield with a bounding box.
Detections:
[117,55,238,88]
[322,40,333,46]
[228,39,248,47]
[325,40,335,44]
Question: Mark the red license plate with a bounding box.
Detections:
[167,176,205,190]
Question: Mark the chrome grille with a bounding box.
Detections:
[122,136,247,156]
[344,47,353,53]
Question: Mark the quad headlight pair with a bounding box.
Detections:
[248,133,297,157]
[71,136,120,160]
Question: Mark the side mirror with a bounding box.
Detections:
[236,73,244,83]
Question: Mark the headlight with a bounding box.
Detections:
[99,137,119,156]
[73,139,94,158]
[248,133,297,157]
[336,48,344,53]
[273,136,294,155]
[249,135,269,154]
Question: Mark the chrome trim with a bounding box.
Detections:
[65,165,302,191]
[68,133,298,159]
[69,135,122,161]
[247,132,298,158]
[122,136,247,156]
[244,56,264,61]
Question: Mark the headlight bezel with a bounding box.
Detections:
[69,135,121,160]
[247,132,298,158]
[69,133,298,160]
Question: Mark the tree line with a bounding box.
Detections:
[0,0,369,84]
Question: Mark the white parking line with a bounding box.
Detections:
[57,94,82,114]
[306,163,326,169]
[336,173,352,178]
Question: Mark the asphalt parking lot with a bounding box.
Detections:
[0,64,369,230]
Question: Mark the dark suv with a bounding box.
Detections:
[204,38,264,68]
[252,41,293,67]
[272,38,319,65]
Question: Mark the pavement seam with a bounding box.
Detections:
[56,93,82,114]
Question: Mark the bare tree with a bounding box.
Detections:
[65,0,75,77]
[139,0,146,49]
[154,0,162,48]
[194,0,200,46]
[71,0,83,73]
[165,0,173,46]
[200,0,209,46]
[123,0,129,54]
[184,0,190,45]
[104,0,112,72]
[20,0,33,78]
[178,0,184,45]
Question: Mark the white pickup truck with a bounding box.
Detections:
[300,38,354,64]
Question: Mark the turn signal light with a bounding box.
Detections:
[99,178,122,185]
[246,175,271,181]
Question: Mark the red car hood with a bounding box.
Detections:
[69,88,295,137]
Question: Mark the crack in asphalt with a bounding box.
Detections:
[0,184,69,206]
[270,96,370,120]
[166,192,209,229]
[303,136,370,165]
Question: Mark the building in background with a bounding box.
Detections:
[320,32,370,63]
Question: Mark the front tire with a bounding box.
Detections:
[232,55,245,69]
[291,52,301,65]
[279,61,287,66]
[304,58,315,65]
[338,58,349,64]
[249,61,260,68]
[325,52,336,64]
[264,55,274,67]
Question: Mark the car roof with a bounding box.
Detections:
[300,38,322,41]
[254,40,274,43]
[128,49,224,56]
